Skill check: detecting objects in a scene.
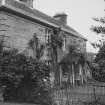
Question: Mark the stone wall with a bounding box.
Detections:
[0,11,47,52]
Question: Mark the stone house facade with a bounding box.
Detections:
[0,0,89,87]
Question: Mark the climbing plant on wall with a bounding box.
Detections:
[28,33,45,60]
[0,37,54,105]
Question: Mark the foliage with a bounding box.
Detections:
[51,29,63,49]
[0,50,49,86]
[91,17,105,48]
[90,2,105,82]
[91,17,105,34]
[90,2,105,48]
[0,38,53,104]
[61,44,86,65]
[91,17,105,35]
[28,33,45,59]
[92,44,105,82]
[60,44,86,86]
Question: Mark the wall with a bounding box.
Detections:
[0,11,86,58]
[0,11,48,54]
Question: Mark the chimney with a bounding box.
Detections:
[19,0,34,8]
[53,13,67,25]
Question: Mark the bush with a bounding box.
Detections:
[0,48,54,105]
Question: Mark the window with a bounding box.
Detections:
[45,29,51,45]
[62,36,66,51]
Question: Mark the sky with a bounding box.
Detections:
[34,0,105,53]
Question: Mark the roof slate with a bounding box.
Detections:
[0,0,87,40]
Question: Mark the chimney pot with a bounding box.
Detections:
[19,0,34,8]
[54,13,67,25]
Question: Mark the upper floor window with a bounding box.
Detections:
[45,29,51,45]
[62,35,66,51]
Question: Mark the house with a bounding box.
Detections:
[0,0,89,87]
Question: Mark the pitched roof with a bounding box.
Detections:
[62,25,86,40]
[0,0,87,40]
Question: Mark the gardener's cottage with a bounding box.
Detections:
[0,0,91,86]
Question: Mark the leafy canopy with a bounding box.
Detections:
[91,1,105,82]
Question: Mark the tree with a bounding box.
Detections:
[91,17,105,48]
[60,44,86,86]
[91,17,105,34]
[60,44,86,66]
[90,1,105,82]
[92,44,105,82]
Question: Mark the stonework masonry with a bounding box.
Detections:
[0,11,48,51]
